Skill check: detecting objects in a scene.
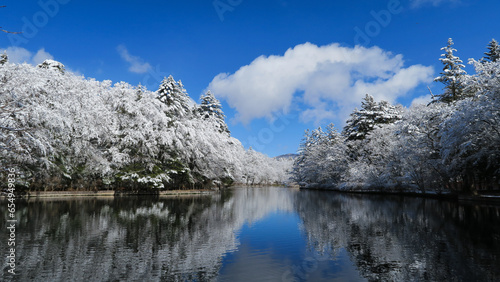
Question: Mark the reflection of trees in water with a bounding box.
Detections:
[2,188,498,281]
[295,191,500,282]
[0,187,296,281]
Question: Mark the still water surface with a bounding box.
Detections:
[1,187,500,281]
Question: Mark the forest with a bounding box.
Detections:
[0,55,292,192]
[1,38,499,194]
[293,38,500,194]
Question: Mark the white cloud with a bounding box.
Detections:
[207,42,434,125]
[116,45,151,74]
[32,48,54,65]
[411,94,432,107]
[0,46,54,65]
[410,0,460,8]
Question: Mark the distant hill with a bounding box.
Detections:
[274,154,299,160]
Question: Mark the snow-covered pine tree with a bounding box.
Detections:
[0,51,7,65]
[292,124,348,187]
[377,100,403,124]
[439,59,500,192]
[37,59,65,74]
[433,38,467,103]
[318,123,348,185]
[484,39,500,63]
[292,128,318,185]
[342,94,401,141]
[343,95,375,141]
[198,90,230,135]
[157,75,191,118]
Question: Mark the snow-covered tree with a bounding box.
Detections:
[316,124,349,186]
[135,83,146,101]
[197,91,230,135]
[157,75,191,118]
[0,51,7,65]
[342,94,401,141]
[292,128,319,185]
[484,39,500,63]
[292,38,500,194]
[0,94,26,152]
[439,59,500,192]
[293,124,348,188]
[433,38,467,103]
[37,59,65,74]
[391,103,449,191]
[0,60,292,191]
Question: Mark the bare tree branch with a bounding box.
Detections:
[1,28,21,34]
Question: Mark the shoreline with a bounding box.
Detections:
[6,186,498,205]
[1,189,217,199]
[1,185,295,199]
[299,186,500,205]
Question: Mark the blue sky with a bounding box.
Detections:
[1,0,499,157]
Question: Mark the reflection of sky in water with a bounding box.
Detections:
[217,211,365,282]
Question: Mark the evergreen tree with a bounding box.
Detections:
[292,124,348,186]
[433,38,467,103]
[157,75,191,118]
[198,90,230,135]
[342,94,401,141]
[0,51,7,65]
[484,38,500,62]
[292,128,318,184]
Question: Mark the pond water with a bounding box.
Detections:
[1,187,500,281]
